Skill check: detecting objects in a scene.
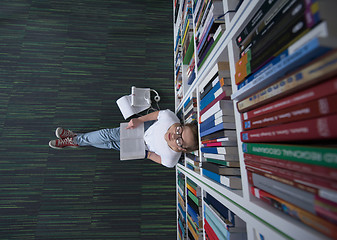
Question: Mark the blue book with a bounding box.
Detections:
[187,69,196,85]
[178,218,185,237]
[231,37,333,101]
[200,80,221,110]
[201,146,238,155]
[200,119,216,133]
[187,203,199,227]
[178,203,186,220]
[204,192,235,225]
[200,122,235,137]
[202,169,242,189]
[204,204,228,240]
[203,168,221,183]
[200,115,216,129]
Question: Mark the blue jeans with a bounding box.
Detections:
[74,120,155,150]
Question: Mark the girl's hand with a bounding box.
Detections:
[126,118,143,129]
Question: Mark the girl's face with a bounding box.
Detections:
[164,123,195,152]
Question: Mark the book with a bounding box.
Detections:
[248,171,316,213]
[201,130,237,142]
[236,0,279,46]
[202,162,240,175]
[205,158,240,167]
[245,159,337,200]
[231,36,335,101]
[236,0,315,84]
[204,203,247,240]
[250,186,337,239]
[204,219,219,240]
[238,51,337,113]
[200,122,236,138]
[244,153,337,181]
[202,141,237,147]
[203,153,239,162]
[119,122,145,160]
[242,93,337,130]
[200,90,231,117]
[201,146,238,155]
[241,113,337,142]
[200,114,235,132]
[200,78,232,111]
[198,61,230,92]
[204,192,235,225]
[199,100,234,123]
[203,168,242,189]
[242,142,337,169]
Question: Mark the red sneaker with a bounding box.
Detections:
[55,127,76,139]
[49,137,79,149]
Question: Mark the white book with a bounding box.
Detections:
[200,100,234,122]
[202,153,239,162]
[198,61,230,91]
[119,122,145,160]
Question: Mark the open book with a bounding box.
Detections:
[119,122,145,160]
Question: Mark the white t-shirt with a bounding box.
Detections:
[144,109,181,168]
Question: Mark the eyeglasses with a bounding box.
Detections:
[175,125,184,148]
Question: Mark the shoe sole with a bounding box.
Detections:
[49,141,79,150]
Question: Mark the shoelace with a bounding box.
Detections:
[58,137,74,146]
[61,129,74,138]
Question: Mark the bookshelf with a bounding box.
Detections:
[174,0,337,239]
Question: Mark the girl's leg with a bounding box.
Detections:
[74,128,120,150]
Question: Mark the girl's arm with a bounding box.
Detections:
[126,111,159,129]
[146,151,162,165]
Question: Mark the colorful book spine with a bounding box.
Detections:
[231,36,333,101]
[243,153,337,181]
[242,142,337,168]
[250,186,337,239]
[238,51,337,114]
[242,93,337,130]
[241,113,337,142]
[202,168,242,189]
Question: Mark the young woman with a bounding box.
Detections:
[49,110,199,168]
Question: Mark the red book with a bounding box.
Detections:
[204,219,219,240]
[199,90,230,117]
[241,76,337,120]
[250,186,337,239]
[242,93,337,130]
[245,159,337,193]
[244,153,337,181]
[241,113,337,142]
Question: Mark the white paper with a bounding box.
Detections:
[116,95,150,119]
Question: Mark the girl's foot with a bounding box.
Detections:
[55,127,76,139]
[49,137,79,149]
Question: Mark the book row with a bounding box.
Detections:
[177,171,247,240]
[234,0,337,238]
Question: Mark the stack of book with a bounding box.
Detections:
[186,178,203,240]
[198,61,241,189]
[177,171,187,240]
[174,20,182,105]
[184,92,197,123]
[186,152,201,174]
[203,192,247,240]
[194,0,226,69]
[231,0,337,238]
